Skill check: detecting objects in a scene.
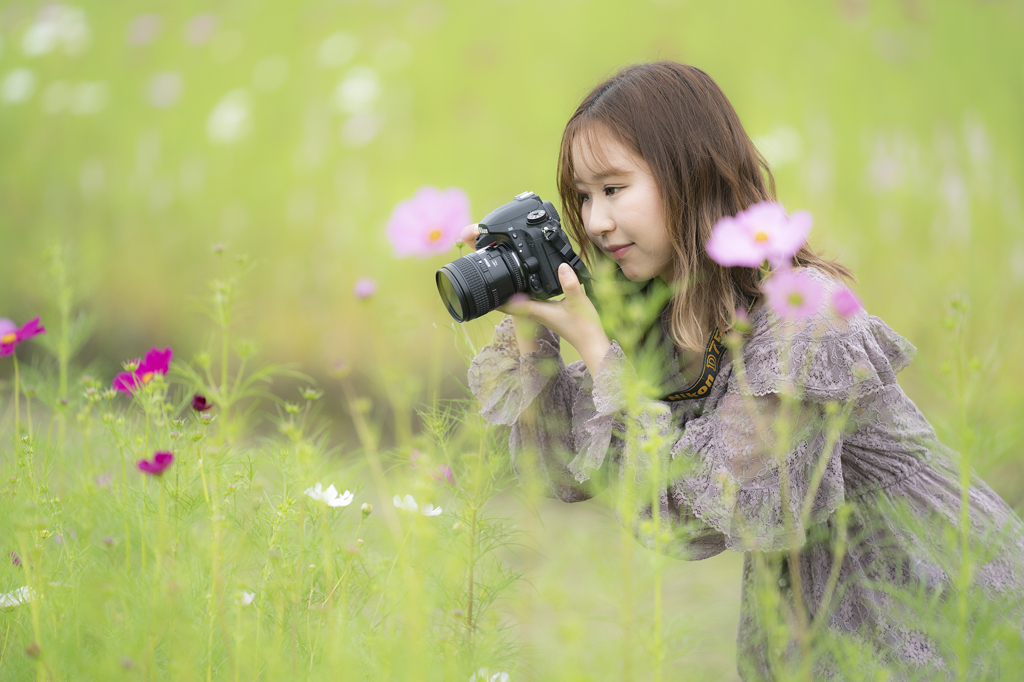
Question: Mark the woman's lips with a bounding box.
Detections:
[609,244,632,259]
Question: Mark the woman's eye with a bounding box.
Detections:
[577,192,590,203]
[604,186,621,196]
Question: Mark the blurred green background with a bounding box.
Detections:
[1,0,1023,498]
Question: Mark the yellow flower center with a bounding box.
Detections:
[754,231,769,242]
[1,333,15,344]
[427,229,442,242]
[788,293,804,307]
[141,372,155,384]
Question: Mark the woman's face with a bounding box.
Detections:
[572,127,676,283]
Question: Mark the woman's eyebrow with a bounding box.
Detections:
[573,168,631,185]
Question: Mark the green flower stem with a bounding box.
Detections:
[12,351,20,437]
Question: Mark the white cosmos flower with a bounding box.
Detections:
[0,586,36,609]
[420,503,442,517]
[239,590,255,606]
[304,483,354,508]
[393,494,442,516]
[469,668,509,682]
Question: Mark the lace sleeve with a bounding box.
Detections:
[467,316,607,502]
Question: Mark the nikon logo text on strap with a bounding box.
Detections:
[659,296,757,403]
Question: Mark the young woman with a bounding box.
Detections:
[464,62,1024,679]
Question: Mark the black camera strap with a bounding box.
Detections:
[658,295,758,403]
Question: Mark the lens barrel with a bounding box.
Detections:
[436,245,524,322]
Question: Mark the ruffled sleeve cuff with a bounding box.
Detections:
[468,316,565,426]
[567,340,632,483]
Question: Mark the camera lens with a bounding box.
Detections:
[435,244,525,322]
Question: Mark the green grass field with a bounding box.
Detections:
[2,1,1023,679]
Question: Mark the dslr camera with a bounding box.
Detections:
[436,191,593,322]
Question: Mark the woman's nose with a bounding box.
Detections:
[586,200,614,236]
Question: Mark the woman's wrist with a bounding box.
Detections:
[510,315,542,356]
[580,337,613,378]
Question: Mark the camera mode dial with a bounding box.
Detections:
[526,209,547,224]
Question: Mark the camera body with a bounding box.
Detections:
[436,191,592,322]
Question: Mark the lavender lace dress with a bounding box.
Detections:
[467,269,1024,680]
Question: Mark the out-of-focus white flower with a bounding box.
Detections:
[393,494,442,516]
[69,81,108,115]
[304,483,354,508]
[318,32,358,68]
[420,503,443,517]
[2,69,36,104]
[22,5,90,57]
[333,66,380,114]
[340,111,381,148]
[469,668,510,682]
[393,494,418,512]
[0,586,36,609]
[753,126,803,168]
[207,89,252,144]
[148,72,183,108]
[237,590,255,606]
[252,55,289,92]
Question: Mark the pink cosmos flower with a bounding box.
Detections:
[706,202,812,268]
[137,451,174,476]
[831,286,864,319]
[386,186,471,258]
[762,269,825,321]
[113,347,173,393]
[353,278,377,299]
[0,317,46,357]
[410,449,455,485]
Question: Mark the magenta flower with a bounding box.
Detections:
[762,269,825,321]
[113,347,172,393]
[191,393,214,412]
[353,278,377,299]
[137,451,174,476]
[8,551,20,568]
[706,202,812,268]
[386,186,471,258]
[0,317,46,357]
[831,287,864,319]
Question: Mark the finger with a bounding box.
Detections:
[497,293,532,316]
[459,223,480,247]
[558,263,582,298]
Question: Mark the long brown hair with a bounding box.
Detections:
[557,61,852,351]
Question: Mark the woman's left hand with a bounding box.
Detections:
[500,263,612,375]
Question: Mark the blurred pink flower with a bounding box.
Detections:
[184,14,218,45]
[410,449,455,485]
[832,287,864,319]
[147,72,183,108]
[127,14,161,46]
[353,278,377,299]
[113,347,172,393]
[1,317,46,357]
[706,202,811,268]
[386,186,470,258]
[762,269,825,321]
[137,451,174,476]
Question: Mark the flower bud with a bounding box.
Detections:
[123,359,140,372]
[170,431,180,440]
[285,402,301,415]
[301,387,323,401]
[361,502,372,518]
[452,521,464,533]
